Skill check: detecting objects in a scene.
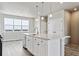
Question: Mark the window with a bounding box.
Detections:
[4,18,13,31]
[22,20,29,31]
[4,18,29,32]
[14,19,21,31]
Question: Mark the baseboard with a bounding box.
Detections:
[23,47,34,56]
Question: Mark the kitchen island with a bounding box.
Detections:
[23,33,70,56]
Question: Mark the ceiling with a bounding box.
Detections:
[0,2,79,17]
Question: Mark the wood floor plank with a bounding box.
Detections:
[2,40,32,56]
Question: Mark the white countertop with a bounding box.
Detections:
[24,33,62,40]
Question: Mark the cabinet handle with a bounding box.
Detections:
[28,40,30,41]
[41,41,43,43]
[37,43,40,46]
[53,31,56,33]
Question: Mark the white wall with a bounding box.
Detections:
[0,13,35,41]
[0,13,4,36]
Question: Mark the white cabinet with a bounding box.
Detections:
[25,35,62,56]
[26,36,34,54]
[48,10,64,38]
[26,36,29,49]
[48,39,60,56]
[33,38,39,55]
[40,39,48,56]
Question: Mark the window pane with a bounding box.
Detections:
[22,25,29,31]
[4,25,13,31]
[22,20,29,25]
[14,25,21,31]
[14,19,21,25]
[4,18,13,25]
[22,25,29,29]
[22,20,29,31]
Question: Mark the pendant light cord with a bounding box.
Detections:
[41,2,44,16]
[36,5,39,17]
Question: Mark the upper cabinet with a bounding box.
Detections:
[48,10,65,38]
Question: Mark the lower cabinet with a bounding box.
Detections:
[25,35,62,56]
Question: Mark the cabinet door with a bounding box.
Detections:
[28,36,31,51]
[40,39,48,56]
[26,36,34,55]
[36,38,41,56]
[48,39,60,56]
[26,36,29,49]
[33,38,41,56]
[26,36,30,50]
[28,36,33,53]
[29,36,34,53]
[48,17,64,37]
[33,38,37,55]
[23,35,26,48]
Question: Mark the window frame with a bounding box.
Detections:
[4,18,29,32]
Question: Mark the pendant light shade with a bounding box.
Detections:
[35,5,39,21]
[49,13,53,17]
[49,3,53,18]
[41,16,44,20]
[41,2,44,20]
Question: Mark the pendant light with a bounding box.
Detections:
[49,13,53,18]
[49,3,53,18]
[41,16,44,20]
[41,2,44,20]
[35,5,39,21]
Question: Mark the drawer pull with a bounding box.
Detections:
[35,39,36,40]
[37,43,40,45]
[28,40,30,41]
[41,41,43,42]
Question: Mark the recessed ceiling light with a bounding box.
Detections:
[74,8,77,11]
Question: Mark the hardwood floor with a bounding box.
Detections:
[65,44,79,56]
[2,40,32,56]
